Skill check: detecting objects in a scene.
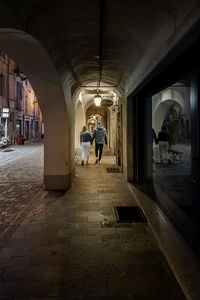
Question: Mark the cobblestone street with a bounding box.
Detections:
[0,144,44,243]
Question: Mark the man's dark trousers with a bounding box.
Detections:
[95,143,104,161]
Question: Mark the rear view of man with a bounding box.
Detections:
[92,121,107,164]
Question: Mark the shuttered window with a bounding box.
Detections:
[0,74,4,96]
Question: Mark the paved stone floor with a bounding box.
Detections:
[0,149,186,299]
[0,144,43,242]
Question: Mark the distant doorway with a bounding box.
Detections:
[16,119,22,136]
[87,114,103,135]
[25,120,30,140]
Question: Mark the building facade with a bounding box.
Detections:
[0,52,42,143]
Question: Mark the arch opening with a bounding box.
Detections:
[0,29,71,191]
[0,51,43,144]
[74,83,125,169]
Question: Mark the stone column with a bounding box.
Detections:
[75,101,85,154]
[34,79,70,191]
[127,95,134,181]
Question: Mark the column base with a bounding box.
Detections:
[44,174,71,191]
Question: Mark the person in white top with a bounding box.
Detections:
[80,126,92,166]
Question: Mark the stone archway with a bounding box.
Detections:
[152,88,187,137]
[86,104,109,144]
[87,114,102,135]
[0,29,70,190]
[86,105,108,129]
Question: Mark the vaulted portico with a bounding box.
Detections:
[0,0,197,190]
[1,3,200,297]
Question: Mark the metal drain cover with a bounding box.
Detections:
[107,168,120,173]
[114,206,147,223]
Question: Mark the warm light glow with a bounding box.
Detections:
[94,95,102,107]
[79,92,82,102]
[30,91,34,102]
[113,92,118,106]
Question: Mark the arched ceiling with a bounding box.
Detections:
[0,0,198,95]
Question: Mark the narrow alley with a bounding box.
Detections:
[0,151,185,299]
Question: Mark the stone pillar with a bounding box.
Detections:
[35,80,70,191]
[127,95,134,181]
[75,101,85,153]
[0,30,72,191]
[144,96,153,181]
[131,94,145,183]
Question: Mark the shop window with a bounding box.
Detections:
[16,81,23,110]
[0,74,4,96]
[16,81,22,100]
[25,96,28,113]
[16,119,22,136]
[152,83,192,221]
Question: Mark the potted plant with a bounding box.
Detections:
[16,134,26,145]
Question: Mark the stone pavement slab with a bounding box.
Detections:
[0,154,186,299]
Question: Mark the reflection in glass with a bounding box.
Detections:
[152,83,192,220]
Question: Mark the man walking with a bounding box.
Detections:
[92,121,107,164]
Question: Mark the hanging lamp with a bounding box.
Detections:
[93,94,102,107]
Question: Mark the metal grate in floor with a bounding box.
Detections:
[106,167,120,173]
[114,206,147,223]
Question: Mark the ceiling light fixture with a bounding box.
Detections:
[93,94,102,107]
[93,79,102,107]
